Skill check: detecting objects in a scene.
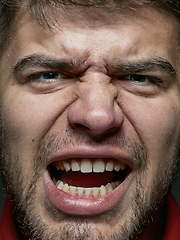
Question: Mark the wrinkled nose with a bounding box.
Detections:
[67,76,124,138]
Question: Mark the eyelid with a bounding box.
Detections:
[25,71,66,82]
[117,73,163,86]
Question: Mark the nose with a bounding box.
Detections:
[67,73,124,138]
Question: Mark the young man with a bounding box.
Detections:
[0,0,179,239]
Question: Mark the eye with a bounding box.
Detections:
[26,71,66,83]
[130,74,149,83]
[42,71,59,80]
[123,74,161,86]
[23,70,76,93]
[113,73,164,96]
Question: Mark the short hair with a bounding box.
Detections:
[0,0,180,55]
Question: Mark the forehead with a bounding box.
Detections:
[1,5,179,71]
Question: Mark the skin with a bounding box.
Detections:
[0,5,180,240]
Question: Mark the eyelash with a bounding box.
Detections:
[25,70,162,89]
[118,74,162,86]
[25,71,66,82]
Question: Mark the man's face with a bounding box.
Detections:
[0,5,180,240]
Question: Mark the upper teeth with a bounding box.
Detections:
[54,158,127,173]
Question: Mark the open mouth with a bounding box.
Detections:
[50,158,130,198]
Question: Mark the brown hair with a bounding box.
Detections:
[0,0,180,54]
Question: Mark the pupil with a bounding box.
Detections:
[131,75,146,82]
[43,72,58,79]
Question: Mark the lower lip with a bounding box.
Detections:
[44,169,133,216]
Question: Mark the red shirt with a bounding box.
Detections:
[0,193,179,240]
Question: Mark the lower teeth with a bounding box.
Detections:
[54,179,121,198]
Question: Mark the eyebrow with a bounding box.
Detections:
[13,54,86,73]
[111,58,177,78]
[12,54,178,79]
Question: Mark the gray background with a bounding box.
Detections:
[0,166,180,220]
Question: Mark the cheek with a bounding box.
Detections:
[1,96,48,143]
[124,96,180,164]
[0,90,69,174]
[0,88,74,145]
[122,95,180,195]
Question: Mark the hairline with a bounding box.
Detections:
[0,1,180,57]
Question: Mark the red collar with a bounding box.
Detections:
[162,193,180,240]
[0,199,19,240]
[0,193,179,240]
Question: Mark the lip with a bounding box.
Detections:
[44,146,134,216]
[46,145,134,169]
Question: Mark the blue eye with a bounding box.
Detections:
[128,74,161,86]
[42,71,59,80]
[130,75,148,83]
[25,71,64,83]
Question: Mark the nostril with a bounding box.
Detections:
[70,122,121,140]
[71,123,90,132]
[67,92,124,136]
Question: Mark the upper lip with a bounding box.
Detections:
[46,145,133,169]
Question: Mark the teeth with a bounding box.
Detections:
[63,161,71,172]
[69,186,76,195]
[56,180,63,190]
[100,185,107,196]
[71,160,80,171]
[106,160,114,171]
[111,182,116,189]
[54,159,127,173]
[114,162,121,172]
[121,162,127,170]
[55,180,121,198]
[81,159,92,173]
[93,159,105,172]
[114,180,121,187]
[54,161,63,171]
[62,183,69,192]
[92,187,100,198]
[106,183,113,193]
[85,188,92,197]
[77,187,84,197]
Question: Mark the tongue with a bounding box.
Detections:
[60,170,114,188]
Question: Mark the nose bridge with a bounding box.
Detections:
[81,71,117,108]
[81,80,113,121]
[67,72,124,135]
[82,71,112,102]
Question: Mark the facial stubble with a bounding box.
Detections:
[0,131,178,240]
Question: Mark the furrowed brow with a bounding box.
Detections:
[112,58,177,78]
[12,54,85,73]
[13,55,177,80]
